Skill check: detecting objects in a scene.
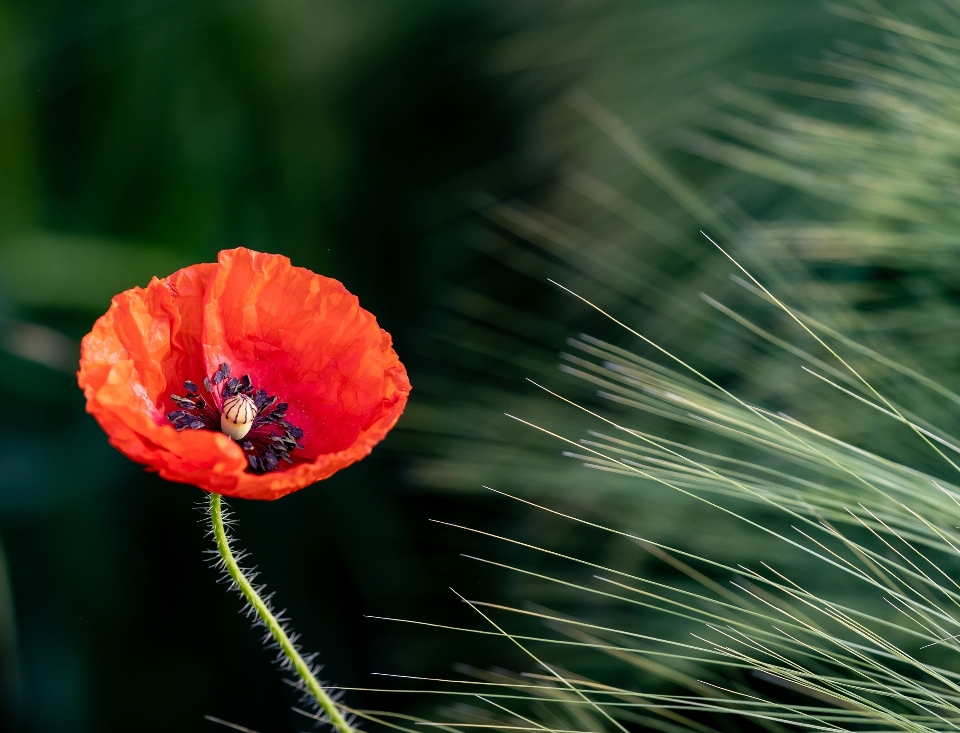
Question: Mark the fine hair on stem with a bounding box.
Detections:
[207,493,355,733]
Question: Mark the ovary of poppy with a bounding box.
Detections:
[78,248,411,500]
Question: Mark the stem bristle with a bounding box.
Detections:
[206,493,355,733]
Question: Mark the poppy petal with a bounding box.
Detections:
[78,248,410,499]
[201,248,401,457]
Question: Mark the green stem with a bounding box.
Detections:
[209,492,354,733]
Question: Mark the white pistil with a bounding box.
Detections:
[220,394,257,440]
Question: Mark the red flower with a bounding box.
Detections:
[78,248,411,500]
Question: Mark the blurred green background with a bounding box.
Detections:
[2,1,948,732]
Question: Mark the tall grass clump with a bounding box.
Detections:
[351,246,960,733]
[375,3,960,732]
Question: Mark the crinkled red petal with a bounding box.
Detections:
[78,249,411,499]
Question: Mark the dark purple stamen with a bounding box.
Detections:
[166,362,305,474]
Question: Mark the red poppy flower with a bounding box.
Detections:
[78,248,411,500]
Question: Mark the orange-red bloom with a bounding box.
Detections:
[78,248,410,500]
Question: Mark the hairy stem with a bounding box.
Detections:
[209,492,354,733]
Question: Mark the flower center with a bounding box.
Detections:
[221,394,257,440]
[166,363,305,474]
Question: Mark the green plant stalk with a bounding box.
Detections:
[209,492,354,733]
